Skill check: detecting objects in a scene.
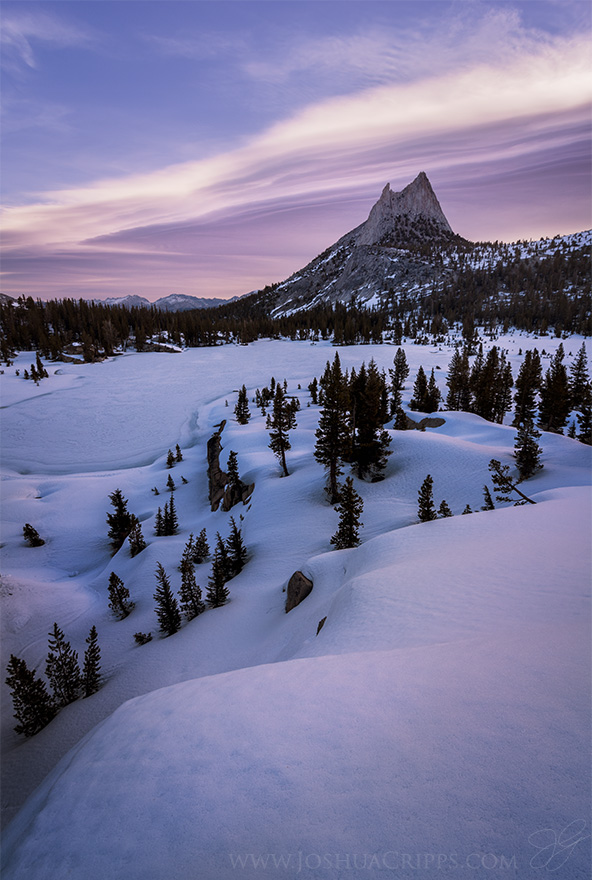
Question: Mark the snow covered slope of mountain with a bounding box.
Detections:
[98,293,237,311]
[0,337,590,879]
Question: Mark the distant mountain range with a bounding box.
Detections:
[98,293,240,312]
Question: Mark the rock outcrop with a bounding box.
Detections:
[207,421,228,511]
[207,420,255,512]
[405,415,446,430]
[285,571,314,613]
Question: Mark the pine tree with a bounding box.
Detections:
[127,515,146,557]
[481,485,495,511]
[214,531,232,582]
[154,506,164,536]
[389,348,409,415]
[425,368,441,413]
[166,474,176,492]
[514,420,543,481]
[226,450,241,492]
[350,360,391,481]
[175,443,183,462]
[512,349,542,426]
[488,459,536,505]
[5,655,57,737]
[314,353,350,502]
[418,475,437,522]
[226,516,248,576]
[180,533,196,569]
[445,347,472,411]
[106,488,133,552]
[163,493,178,535]
[576,385,592,445]
[234,384,251,424]
[394,407,408,430]
[23,523,45,547]
[538,344,570,433]
[193,528,210,563]
[153,563,181,636]
[409,365,428,411]
[82,626,101,697]
[438,499,453,517]
[308,376,319,404]
[166,449,175,468]
[569,343,591,412]
[207,550,230,607]
[267,384,297,476]
[108,571,134,618]
[462,504,473,515]
[178,559,205,620]
[45,622,82,707]
[330,477,363,550]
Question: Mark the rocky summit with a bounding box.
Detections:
[269,172,467,316]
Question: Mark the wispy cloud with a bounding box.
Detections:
[0,8,93,74]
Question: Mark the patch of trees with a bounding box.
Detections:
[6,622,102,737]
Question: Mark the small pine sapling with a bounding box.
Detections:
[128,516,147,557]
[166,474,176,492]
[481,485,495,511]
[206,551,230,607]
[438,500,453,518]
[5,655,57,737]
[108,571,134,618]
[45,622,82,707]
[417,475,437,522]
[153,562,181,636]
[82,626,101,697]
[226,516,248,576]
[514,420,543,481]
[330,477,364,550]
[178,559,206,620]
[154,507,164,536]
[23,523,45,546]
[193,528,210,563]
[134,632,152,645]
[462,504,473,515]
[175,444,183,462]
[166,449,175,468]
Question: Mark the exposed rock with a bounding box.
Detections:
[285,571,313,613]
[316,616,327,635]
[405,415,446,430]
[221,480,255,512]
[206,421,228,511]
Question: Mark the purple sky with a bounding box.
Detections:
[1,1,591,302]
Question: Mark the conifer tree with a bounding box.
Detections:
[166,474,176,492]
[481,485,495,511]
[462,504,473,515]
[425,368,441,413]
[127,515,146,557]
[350,360,391,481]
[82,625,101,697]
[409,365,429,411]
[226,450,241,492]
[488,459,536,505]
[576,386,592,445]
[389,348,410,415]
[308,376,319,404]
[267,384,296,476]
[417,475,437,522]
[538,343,570,433]
[214,531,232,582]
[163,493,178,535]
[226,516,248,576]
[234,384,251,424]
[180,533,196,569]
[438,499,453,518]
[45,622,82,706]
[178,559,205,620]
[514,420,543,481]
[23,523,45,547]
[330,477,363,550]
[153,563,181,636]
[445,347,472,411]
[206,550,230,607]
[512,349,542,426]
[166,449,175,468]
[154,506,164,536]
[106,489,133,552]
[314,353,350,502]
[193,527,210,563]
[394,407,408,430]
[5,655,57,737]
[569,343,591,412]
[108,571,134,618]
[175,443,183,462]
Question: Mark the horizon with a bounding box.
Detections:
[1,0,591,303]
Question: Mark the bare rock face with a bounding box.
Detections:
[221,480,255,512]
[207,421,228,511]
[285,571,314,613]
[405,415,446,430]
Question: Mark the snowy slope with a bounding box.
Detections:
[1,337,590,879]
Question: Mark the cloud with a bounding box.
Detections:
[1,21,590,299]
[0,8,93,73]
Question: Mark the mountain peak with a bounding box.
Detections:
[355,172,453,246]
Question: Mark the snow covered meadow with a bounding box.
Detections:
[1,336,590,879]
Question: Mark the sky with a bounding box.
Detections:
[1,0,591,303]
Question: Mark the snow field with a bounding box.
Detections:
[1,337,590,878]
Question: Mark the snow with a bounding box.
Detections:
[1,336,590,879]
